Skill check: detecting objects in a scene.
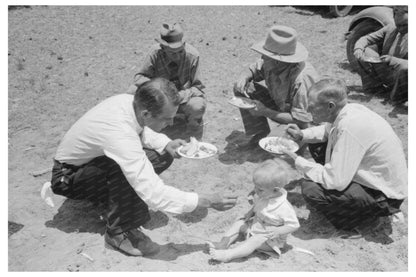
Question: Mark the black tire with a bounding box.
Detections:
[346,19,383,72]
[329,6,353,17]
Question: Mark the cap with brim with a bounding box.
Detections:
[251,40,308,63]
[155,38,184,48]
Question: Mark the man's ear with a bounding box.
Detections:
[141,110,152,119]
[328,101,336,111]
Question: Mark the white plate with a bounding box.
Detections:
[259,137,299,154]
[177,142,218,159]
[227,96,256,109]
[363,56,382,64]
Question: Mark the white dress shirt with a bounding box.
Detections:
[55,94,198,214]
[295,103,407,200]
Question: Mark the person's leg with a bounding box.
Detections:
[233,83,271,138]
[301,180,394,230]
[357,47,386,93]
[50,150,173,255]
[209,235,268,262]
[210,219,247,249]
[389,63,408,104]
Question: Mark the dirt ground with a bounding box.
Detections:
[8,6,408,271]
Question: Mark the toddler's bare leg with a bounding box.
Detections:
[209,235,267,262]
[210,219,246,249]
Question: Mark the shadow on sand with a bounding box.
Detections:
[45,199,170,235]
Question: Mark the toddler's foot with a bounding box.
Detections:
[209,248,232,262]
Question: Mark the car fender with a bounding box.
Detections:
[348,6,394,31]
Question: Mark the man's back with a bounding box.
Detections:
[337,103,407,198]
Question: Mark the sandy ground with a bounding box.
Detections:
[8,6,408,271]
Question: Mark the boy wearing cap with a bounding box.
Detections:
[128,23,206,130]
[233,25,319,146]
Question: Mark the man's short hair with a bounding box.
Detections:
[309,78,348,105]
[393,6,408,16]
[133,78,181,117]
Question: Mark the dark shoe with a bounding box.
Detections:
[105,229,160,256]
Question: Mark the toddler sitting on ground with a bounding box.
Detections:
[209,160,300,262]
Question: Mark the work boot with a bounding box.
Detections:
[105,228,160,256]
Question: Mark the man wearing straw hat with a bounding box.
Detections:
[128,23,206,132]
[234,25,319,146]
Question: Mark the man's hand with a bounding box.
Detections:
[353,48,365,61]
[248,100,267,117]
[198,192,238,211]
[165,139,187,158]
[281,148,298,161]
[285,124,303,142]
[233,75,251,98]
[380,55,392,64]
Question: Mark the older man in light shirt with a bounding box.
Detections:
[51,78,237,256]
[283,78,407,231]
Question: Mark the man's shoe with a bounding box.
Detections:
[105,229,160,256]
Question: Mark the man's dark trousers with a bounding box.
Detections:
[50,149,173,235]
[302,142,403,230]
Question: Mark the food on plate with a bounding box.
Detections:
[179,137,217,158]
[264,137,298,153]
[180,137,199,156]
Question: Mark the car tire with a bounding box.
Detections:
[346,19,383,72]
[329,6,353,17]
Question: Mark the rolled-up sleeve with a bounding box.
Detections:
[133,50,156,87]
[102,129,198,214]
[295,129,366,191]
[301,124,330,143]
[290,82,312,123]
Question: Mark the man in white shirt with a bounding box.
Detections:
[282,78,407,231]
[51,78,237,256]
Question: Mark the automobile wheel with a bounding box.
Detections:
[346,19,383,72]
[329,6,353,17]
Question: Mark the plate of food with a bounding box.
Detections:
[363,56,382,64]
[177,137,218,159]
[228,96,256,109]
[259,137,299,154]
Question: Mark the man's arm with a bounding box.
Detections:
[103,129,237,213]
[132,50,157,89]
[294,129,366,191]
[354,25,388,60]
[177,57,205,103]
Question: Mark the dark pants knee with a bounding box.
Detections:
[300,179,401,230]
[50,149,174,234]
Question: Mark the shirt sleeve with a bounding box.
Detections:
[290,82,313,123]
[133,50,156,87]
[295,129,366,191]
[140,126,171,154]
[178,57,205,104]
[102,128,198,214]
[248,59,265,82]
[354,25,388,51]
[301,124,330,143]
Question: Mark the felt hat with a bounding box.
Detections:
[155,23,184,48]
[251,25,308,63]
